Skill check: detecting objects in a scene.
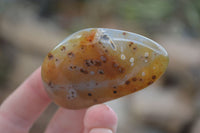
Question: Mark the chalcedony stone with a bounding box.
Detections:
[41,28,169,109]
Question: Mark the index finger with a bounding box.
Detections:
[0,67,51,133]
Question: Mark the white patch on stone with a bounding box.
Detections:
[67,88,77,100]
[121,54,126,60]
[129,57,134,63]
[121,46,124,52]
[90,71,95,75]
[142,72,146,76]
[100,55,107,62]
[144,52,149,58]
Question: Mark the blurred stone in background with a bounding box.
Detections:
[0,0,200,133]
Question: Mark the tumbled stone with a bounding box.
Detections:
[41,28,169,109]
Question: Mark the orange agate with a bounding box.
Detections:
[41,28,169,109]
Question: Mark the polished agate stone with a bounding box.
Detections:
[41,28,169,109]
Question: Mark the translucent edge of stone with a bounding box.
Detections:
[53,28,95,50]
[99,28,168,57]
[54,28,168,57]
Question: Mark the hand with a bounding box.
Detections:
[0,67,118,133]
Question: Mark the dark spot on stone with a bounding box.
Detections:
[102,35,109,40]
[113,90,117,94]
[94,60,101,66]
[113,86,117,89]
[123,32,126,35]
[96,83,98,85]
[129,42,134,47]
[133,47,137,50]
[88,93,92,96]
[139,78,143,81]
[48,53,53,60]
[68,52,74,58]
[69,66,77,70]
[125,80,130,85]
[90,60,94,64]
[48,81,52,87]
[118,67,124,73]
[89,39,92,42]
[100,55,107,63]
[112,62,124,73]
[105,49,108,53]
[81,45,84,50]
[112,62,118,68]
[98,70,104,74]
[61,46,66,51]
[152,75,156,80]
[85,60,91,67]
[55,58,58,61]
[132,77,137,81]
[69,66,73,69]
[80,68,88,74]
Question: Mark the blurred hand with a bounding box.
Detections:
[0,67,118,133]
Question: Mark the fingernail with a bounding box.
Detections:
[90,128,113,133]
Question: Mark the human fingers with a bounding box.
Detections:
[45,104,118,133]
[45,108,87,133]
[83,104,118,133]
[0,67,51,133]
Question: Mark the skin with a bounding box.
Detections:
[0,67,118,133]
